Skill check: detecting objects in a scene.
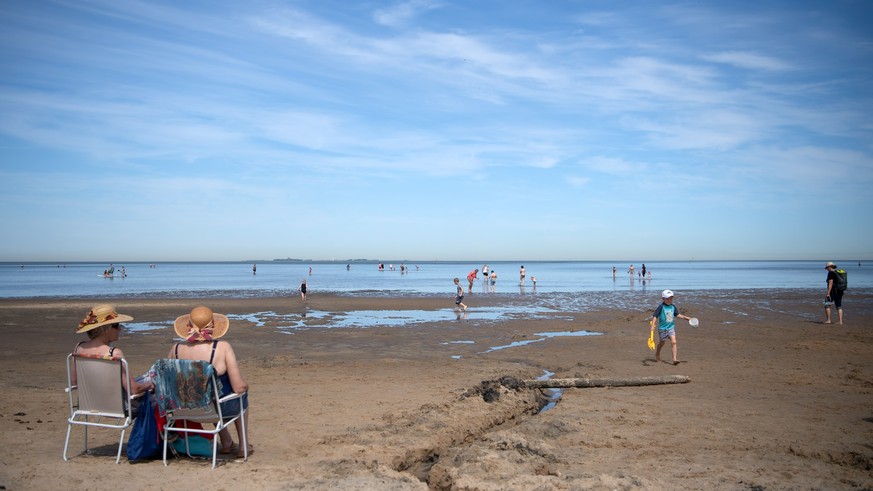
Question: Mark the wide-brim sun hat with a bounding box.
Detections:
[825,261,836,269]
[661,289,674,299]
[77,304,134,334]
[174,306,229,342]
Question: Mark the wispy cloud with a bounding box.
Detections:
[701,51,792,71]
[1,1,871,260]
[373,0,443,27]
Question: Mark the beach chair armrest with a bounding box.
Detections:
[65,385,77,393]
[217,391,246,404]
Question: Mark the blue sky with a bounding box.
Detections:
[1,0,872,262]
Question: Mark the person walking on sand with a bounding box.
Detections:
[300,279,307,301]
[466,269,478,293]
[453,278,467,311]
[650,290,692,365]
[519,265,526,286]
[824,261,844,325]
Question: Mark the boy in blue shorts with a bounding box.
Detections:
[651,289,691,365]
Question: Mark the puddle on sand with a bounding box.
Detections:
[327,306,568,328]
[124,321,171,333]
[232,306,571,331]
[227,309,485,330]
[225,310,334,330]
[127,310,601,338]
[535,330,602,338]
[480,330,602,354]
[480,338,546,353]
[139,305,576,332]
[538,370,561,413]
[227,311,325,329]
[227,311,274,327]
[328,309,450,328]
[124,307,555,336]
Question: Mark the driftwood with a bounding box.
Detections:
[523,375,690,389]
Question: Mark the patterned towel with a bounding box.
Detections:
[149,359,222,414]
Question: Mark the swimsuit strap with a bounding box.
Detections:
[171,341,217,362]
[209,339,218,364]
[108,346,116,357]
[73,340,86,354]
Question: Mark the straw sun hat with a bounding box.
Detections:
[76,304,134,334]
[174,306,229,342]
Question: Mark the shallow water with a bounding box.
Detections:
[217,305,576,331]
[4,260,871,298]
[118,287,872,337]
[537,370,562,413]
[479,330,602,354]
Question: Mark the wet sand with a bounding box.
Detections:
[1,291,872,490]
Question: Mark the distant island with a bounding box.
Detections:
[266,258,382,263]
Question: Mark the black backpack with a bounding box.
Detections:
[834,269,848,291]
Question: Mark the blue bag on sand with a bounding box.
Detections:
[170,434,214,457]
[127,392,161,461]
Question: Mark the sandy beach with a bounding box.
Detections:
[1,291,871,490]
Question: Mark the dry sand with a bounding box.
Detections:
[1,291,871,490]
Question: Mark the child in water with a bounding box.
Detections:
[453,278,467,311]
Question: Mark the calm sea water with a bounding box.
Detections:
[1,260,870,299]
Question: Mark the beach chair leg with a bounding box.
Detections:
[63,423,72,461]
[240,409,248,461]
[83,420,89,454]
[115,429,125,464]
[211,434,218,469]
[162,427,169,466]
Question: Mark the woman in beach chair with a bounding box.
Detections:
[167,306,253,458]
[72,304,154,399]
[65,304,154,462]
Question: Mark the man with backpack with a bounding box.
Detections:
[824,261,846,325]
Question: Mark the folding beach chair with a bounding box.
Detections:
[150,359,248,468]
[63,353,139,463]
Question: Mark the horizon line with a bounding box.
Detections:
[4,258,869,264]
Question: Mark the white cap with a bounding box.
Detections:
[661,289,674,299]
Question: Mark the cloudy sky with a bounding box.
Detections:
[1,0,871,262]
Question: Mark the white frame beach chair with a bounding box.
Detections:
[63,353,140,464]
[151,359,248,469]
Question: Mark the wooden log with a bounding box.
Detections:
[523,375,690,389]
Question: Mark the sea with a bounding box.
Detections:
[4,260,870,349]
[2,260,870,299]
